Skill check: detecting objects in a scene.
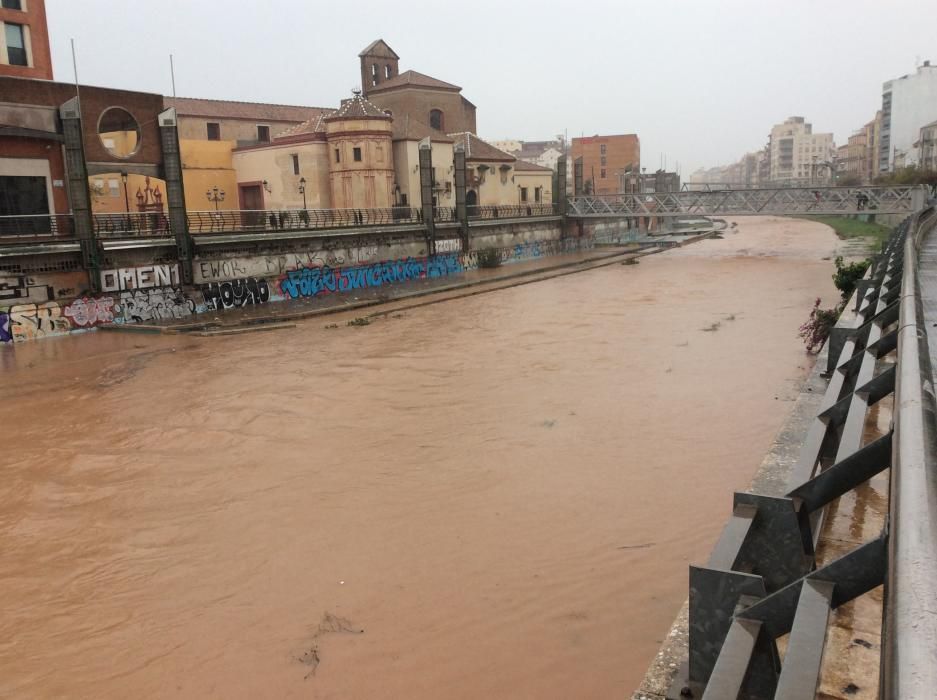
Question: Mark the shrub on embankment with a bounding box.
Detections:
[799,256,872,354]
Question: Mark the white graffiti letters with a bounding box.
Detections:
[64,297,116,327]
[101,264,180,293]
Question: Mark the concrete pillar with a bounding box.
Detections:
[158,108,194,284]
[59,97,101,292]
[418,138,435,256]
[556,154,567,217]
[454,145,468,252]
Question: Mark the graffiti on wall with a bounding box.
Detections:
[114,288,197,324]
[8,302,72,342]
[196,244,390,284]
[0,274,55,304]
[0,312,10,343]
[64,297,116,327]
[278,255,463,300]
[101,264,180,292]
[202,277,270,311]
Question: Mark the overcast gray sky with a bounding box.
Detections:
[47,0,937,174]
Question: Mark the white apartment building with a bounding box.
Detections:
[880,61,937,172]
[768,117,835,184]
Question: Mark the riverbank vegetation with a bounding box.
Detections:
[799,256,872,353]
[800,216,891,250]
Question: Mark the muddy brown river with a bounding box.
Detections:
[0,217,844,698]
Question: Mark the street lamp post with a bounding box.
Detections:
[120,171,131,232]
[121,172,130,213]
[206,186,225,211]
[298,177,307,210]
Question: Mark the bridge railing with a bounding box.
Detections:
[568,185,926,217]
[668,206,937,699]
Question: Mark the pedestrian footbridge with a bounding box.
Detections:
[567,185,927,218]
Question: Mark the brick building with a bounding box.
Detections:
[0,76,167,219]
[359,39,477,136]
[0,0,52,80]
[570,134,640,194]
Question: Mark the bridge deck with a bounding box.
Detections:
[568,186,927,218]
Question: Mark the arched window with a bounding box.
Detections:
[385,65,392,79]
[429,109,444,131]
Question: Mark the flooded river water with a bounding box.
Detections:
[0,217,844,698]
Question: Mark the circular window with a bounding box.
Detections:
[97,107,141,159]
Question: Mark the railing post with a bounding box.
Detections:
[59,97,101,293]
[454,145,468,253]
[158,107,194,285]
[418,138,435,257]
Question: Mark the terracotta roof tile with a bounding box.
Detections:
[368,70,461,93]
[164,97,328,123]
[275,112,332,139]
[391,115,454,143]
[513,159,554,172]
[325,93,392,120]
[448,133,516,162]
[359,39,400,59]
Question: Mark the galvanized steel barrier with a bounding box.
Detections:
[670,206,937,699]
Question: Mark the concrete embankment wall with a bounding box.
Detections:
[0,218,572,344]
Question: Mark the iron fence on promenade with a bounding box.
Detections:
[670,206,937,699]
[0,213,75,239]
[0,204,558,244]
[93,212,171,239]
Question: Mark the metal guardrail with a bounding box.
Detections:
[186,206,429,234]
[0,204,557,243]
[669,207,937,699]
[93,212,171,239]
[186,204,557,235]
[468,203,558,219]
[0,214,75,239]
[568,186,926,218]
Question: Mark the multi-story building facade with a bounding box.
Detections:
[689,151,763,189]
[879,61,937,172]
[916,119,937,172]
[767,117,835,184]
[570,134,640,195]
[0,0,52,80]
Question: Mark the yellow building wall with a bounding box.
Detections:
[472,163,518,205]
[88,172,166,214]
[514,171,553,205]
[232,141,331,210]
[180,139,239,212]
[392,140,455,209]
